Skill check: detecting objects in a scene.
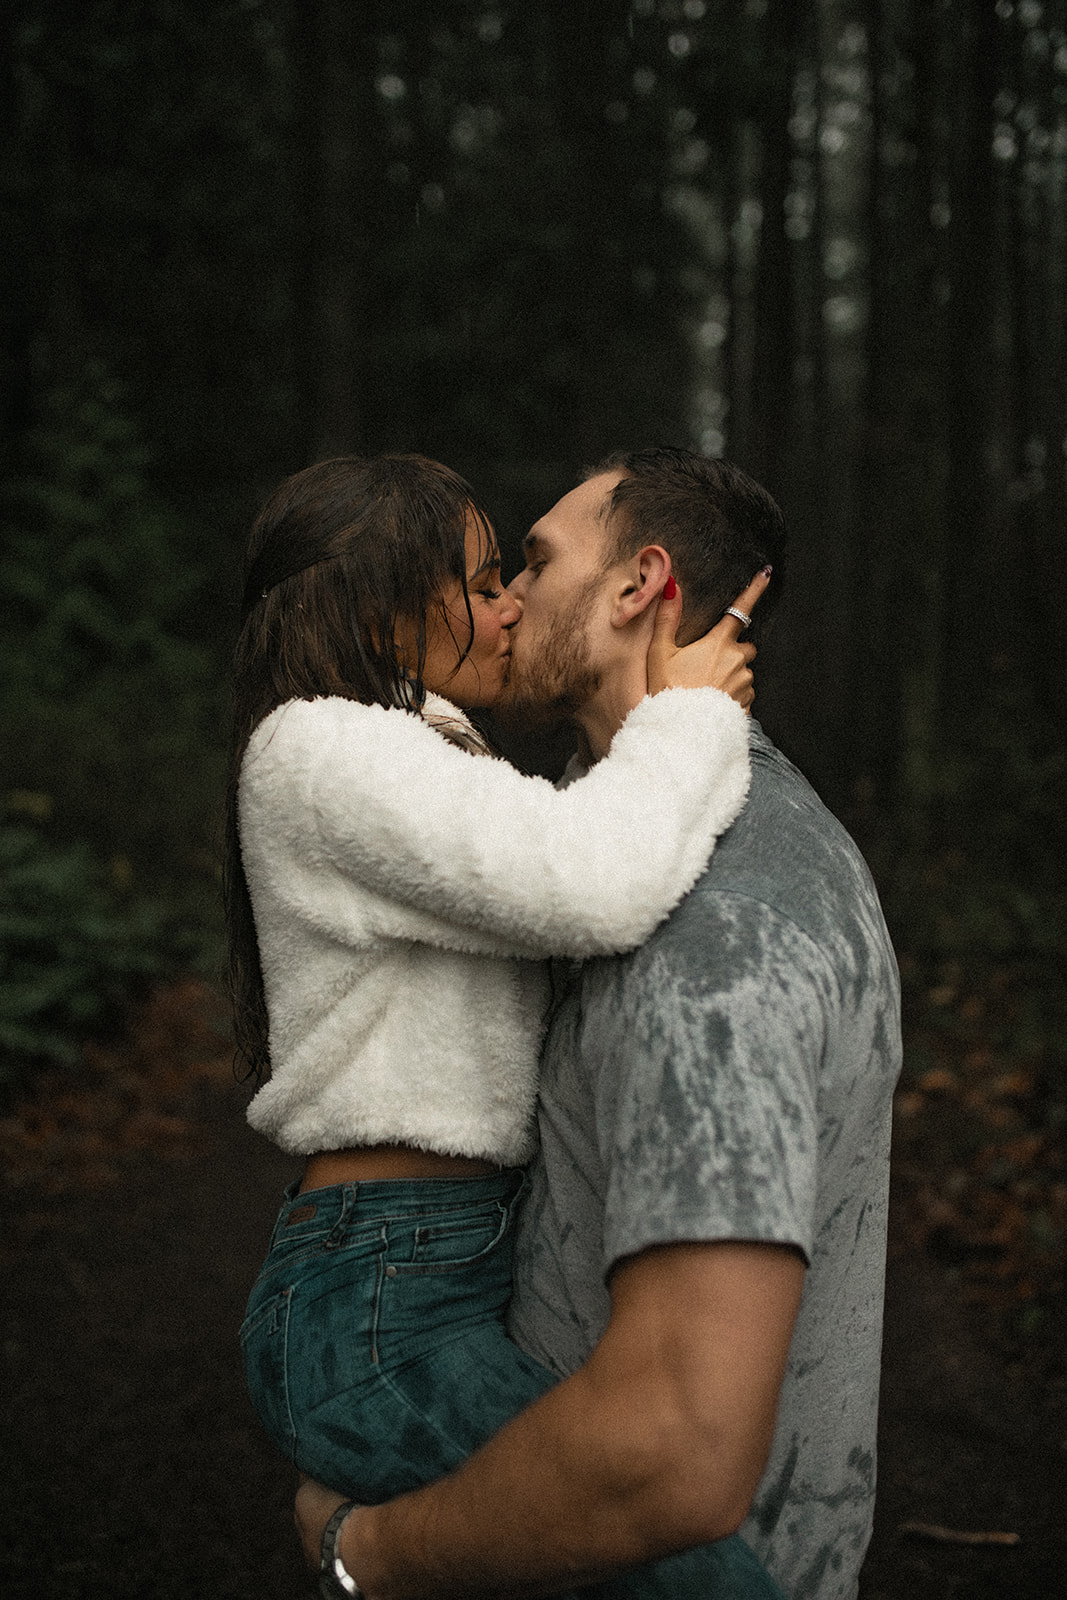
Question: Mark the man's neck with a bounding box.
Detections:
[574,660,649,763]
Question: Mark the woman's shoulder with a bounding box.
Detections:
[253,693,414,745]
[245,692,477,774]
[241,697,423,818]
[238,691,495,853]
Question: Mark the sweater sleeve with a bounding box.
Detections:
[241,688,750,961]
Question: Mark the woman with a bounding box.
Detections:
[231,454,781,1599]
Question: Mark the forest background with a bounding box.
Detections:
[2,0,1066,1326]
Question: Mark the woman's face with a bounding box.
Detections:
[416,513,522,708]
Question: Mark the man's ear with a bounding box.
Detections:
[609,545,672,628]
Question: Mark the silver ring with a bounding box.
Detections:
[724,606,753,628]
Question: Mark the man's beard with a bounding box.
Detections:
[496,584,602,732]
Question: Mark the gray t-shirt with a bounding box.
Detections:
[509,723,901,1600]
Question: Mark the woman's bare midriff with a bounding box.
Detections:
[298,1143,501,1193]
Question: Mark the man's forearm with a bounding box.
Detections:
[337,1243,802,1600]
[343,1359,735,1599]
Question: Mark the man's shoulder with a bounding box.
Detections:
[736,722,841,837]
[666,723,893,971]
[699,725,868,892]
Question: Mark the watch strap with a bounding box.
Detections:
[319,1500,363,1599]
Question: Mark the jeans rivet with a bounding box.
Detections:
[385,1265,397,1278]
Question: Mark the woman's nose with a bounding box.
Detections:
[501,588,523,626]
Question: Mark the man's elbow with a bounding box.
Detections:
[616,1415,761,1559]
[644,1462,755,1552]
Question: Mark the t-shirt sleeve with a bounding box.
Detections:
[583,891,834,1276]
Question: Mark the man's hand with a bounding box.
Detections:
[647,568,771,707]
[295,1474,350,1574]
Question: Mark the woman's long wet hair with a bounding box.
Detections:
[224,453,496,1081]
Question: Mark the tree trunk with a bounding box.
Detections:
[295,0,375,461]
[940,0,1005,736]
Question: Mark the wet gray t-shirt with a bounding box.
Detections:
[509,724,901,1600]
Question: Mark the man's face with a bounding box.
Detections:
[498,472,624,727]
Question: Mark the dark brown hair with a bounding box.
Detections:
[224,453,495,1080]
[591,447,787,645]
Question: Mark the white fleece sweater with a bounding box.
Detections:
[240,687,750,1163]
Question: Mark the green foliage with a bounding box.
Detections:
[874,683,1067,1115]
[0,366,228,878]
[0,823,166,1083]
[0,370,227,1089]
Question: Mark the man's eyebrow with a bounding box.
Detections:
[522,530,546,556]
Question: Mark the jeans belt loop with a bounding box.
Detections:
[324,1180,357,1249]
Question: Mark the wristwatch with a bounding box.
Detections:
[319,1500,365,1599]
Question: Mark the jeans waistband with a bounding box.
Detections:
[277,1165,527,1230]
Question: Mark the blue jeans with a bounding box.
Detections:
[241,1169,784,1599]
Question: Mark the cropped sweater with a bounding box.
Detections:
[239,687,750,1164]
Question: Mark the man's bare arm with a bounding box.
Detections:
[300,1239,805,1599]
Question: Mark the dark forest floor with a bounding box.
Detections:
[1,980,1065,1599]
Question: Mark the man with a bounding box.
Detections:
[298,448,902,1599]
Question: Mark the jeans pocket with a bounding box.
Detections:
[240,1286,297,1462]
[394,1199,511,1274]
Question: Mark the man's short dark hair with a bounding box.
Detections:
[590,447,787,646]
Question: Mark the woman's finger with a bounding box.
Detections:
[717,566,772,638]
[646,573,681,692]
[649,573,681,642]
